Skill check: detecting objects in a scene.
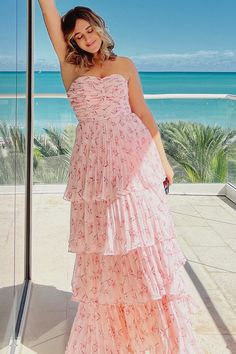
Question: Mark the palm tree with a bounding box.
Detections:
[1,120,236,185]
[0,121,26,184]
[33,124,75,184]
[159,120,236,183]
[0,121,76,184]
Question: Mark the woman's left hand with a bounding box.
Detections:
[162,159,174,185]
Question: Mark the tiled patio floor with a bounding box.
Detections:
[18,194,236,354]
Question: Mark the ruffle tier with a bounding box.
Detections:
[64,75,203,353]
[63,112,166,202]
[66,190,202,352]
[70,238,189,304]
[67,183,174,255]
[65,296,202,354]
[65,191,203,353]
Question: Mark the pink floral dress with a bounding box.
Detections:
[63,73,203,353]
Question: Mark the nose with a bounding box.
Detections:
[85,35,94,46]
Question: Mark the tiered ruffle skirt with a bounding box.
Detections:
[64,115,202,353]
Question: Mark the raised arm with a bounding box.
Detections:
[38,0,67,63]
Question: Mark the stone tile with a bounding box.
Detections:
[29,284,68,311]
[201,289,236,320]
[184,260,218,291]
[191,246,236,273]
[175,262,205,317]
[192,309,219,334]
[166,195,193,207]
[194,205,236,223]
[197,334,236,354]
[22,309,68,346]
[224,237,236,251]
[186,195,225,206]
[175,235,199,261]
[22,332,67,354]
[206,219,236,239]
[170,202,202,216]
[19,345,36,354]
[193,309,236,335]
[171,204,209,226]
[32,265,67,290]
[175,225,225,246]
[210,272,236,313]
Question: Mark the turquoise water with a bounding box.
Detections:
[0,71,236,134]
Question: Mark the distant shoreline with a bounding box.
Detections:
[1,70,236,74]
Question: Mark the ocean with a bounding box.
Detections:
[0,71,236,135]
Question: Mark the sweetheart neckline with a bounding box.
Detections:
[66,73,128,93]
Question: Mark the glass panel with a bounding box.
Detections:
[32,96,236,185]
[33,96,76,185]
[227,97,236,186]
[27,3,76,351]
[0,0,27,349]
[146,97,236,183]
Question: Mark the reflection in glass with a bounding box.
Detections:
[0,1,27,350]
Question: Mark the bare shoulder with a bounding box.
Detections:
[114,56,136,79]
[116,56,133,64]
[117,56,137,76]
[122,56,148,119]
[116,56,133,67]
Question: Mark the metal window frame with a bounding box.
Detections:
[7,1,34,353]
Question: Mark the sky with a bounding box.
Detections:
[1,0,236,71]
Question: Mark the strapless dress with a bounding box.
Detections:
[63,73,202,354]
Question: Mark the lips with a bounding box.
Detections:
[88,40,96,47]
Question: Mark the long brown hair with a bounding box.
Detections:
[61,6,117,72]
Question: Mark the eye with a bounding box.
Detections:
[75,27,93,40]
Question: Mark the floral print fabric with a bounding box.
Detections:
[64,74,203,353]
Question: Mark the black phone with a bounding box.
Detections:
[70,38,81,51]
[163,177,169,194]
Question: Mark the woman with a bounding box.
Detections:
[38,1,202,353]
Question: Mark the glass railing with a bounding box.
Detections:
[0,0,27,351]
[1,93,235,188]
[1,91,235,353]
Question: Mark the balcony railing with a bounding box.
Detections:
[1,93,236,199]
[1,92,236,354]
[1,92,236,99]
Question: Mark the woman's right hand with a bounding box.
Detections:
[162,159,174,185]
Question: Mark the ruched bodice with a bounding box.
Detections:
[66,73,132,121]
[63,73,166,202]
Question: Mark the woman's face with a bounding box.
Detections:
[71,18,102,54]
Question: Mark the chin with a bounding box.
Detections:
[83,40,102,54]
[91,39,102,50]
